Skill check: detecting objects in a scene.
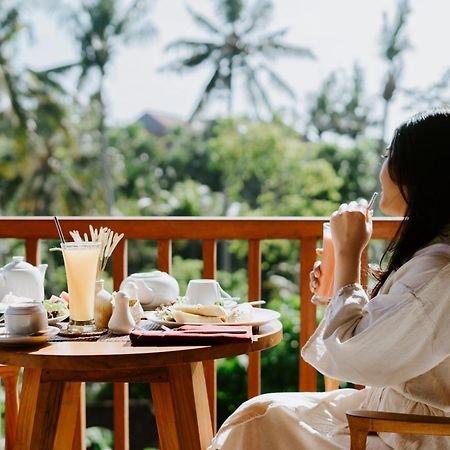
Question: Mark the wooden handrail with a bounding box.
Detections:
[0,216,400,239]
[0,216,401,448]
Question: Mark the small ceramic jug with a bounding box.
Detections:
[108,291,135,335]
[94,280,112,329]
[125,282,145,323]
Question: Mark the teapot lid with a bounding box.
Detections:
[2,256,36,272]
[130,271,165,279]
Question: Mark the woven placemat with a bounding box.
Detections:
[49,320,162,342]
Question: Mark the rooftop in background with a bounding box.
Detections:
[138,111,186,137]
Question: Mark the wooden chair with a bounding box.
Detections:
[346,409,450,450]
[0,366,20,450]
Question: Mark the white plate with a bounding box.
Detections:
[144,308,280,328]
[48,313,69,325]
[0,326,60,347]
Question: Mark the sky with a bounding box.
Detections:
[16,0,450,136]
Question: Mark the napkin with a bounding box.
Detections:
[129,324,253,346]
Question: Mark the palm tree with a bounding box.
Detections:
[0,5,89,216]
[163,0,314,121]
[308,64,372,140]
[49,0,156,214]
[0,4,28,145]
[379,0,410,146]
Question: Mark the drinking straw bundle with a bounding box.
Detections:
[69,225,124,279]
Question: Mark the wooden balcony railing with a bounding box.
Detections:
[0,216,400,450]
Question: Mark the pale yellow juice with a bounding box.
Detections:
[62,242,100,322]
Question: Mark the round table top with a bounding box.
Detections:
[0,321,282,371]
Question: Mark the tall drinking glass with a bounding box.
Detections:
[311,222,335,305]
[61,241,100,333]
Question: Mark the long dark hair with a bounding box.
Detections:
[372,108,450,296]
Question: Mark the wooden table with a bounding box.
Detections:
[0,321,282,450]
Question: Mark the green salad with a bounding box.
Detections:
[42,295,69,319]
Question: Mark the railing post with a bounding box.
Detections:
[112,239,129,450]
[299,237,318,392]
[361,247,369,290]
[202,239,217,432]
[112,240,128,291]
[113,383,129,450]
[157,240,172,273]
[25,238,41,265]
[247,239,261,399]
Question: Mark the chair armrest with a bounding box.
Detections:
[346,409,450,436]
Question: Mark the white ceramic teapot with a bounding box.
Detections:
[0,256,47,302]
[119,271,179,309]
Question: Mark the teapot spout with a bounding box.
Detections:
[38,264,48,278]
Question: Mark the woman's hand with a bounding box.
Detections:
[330,199,373,293]
[309,249,331,306]
[330,200,372,258]
[309,260,321,294]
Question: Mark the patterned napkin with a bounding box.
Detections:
[129,324,254,346]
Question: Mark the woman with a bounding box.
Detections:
[209,109,450,450]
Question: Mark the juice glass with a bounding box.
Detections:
[311,223,335,304]
[61,241,100,333]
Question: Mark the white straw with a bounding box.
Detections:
[53,216,66,244]
[367,192,378,211]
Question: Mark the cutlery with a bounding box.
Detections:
[232,300,265,308]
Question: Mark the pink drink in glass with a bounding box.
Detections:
[317,222,335,298]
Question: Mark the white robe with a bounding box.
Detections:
[210,241,450,450]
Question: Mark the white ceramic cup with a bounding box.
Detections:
[185,279,230,306]
[5,302,48,335]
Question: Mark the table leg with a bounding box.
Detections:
[151,362,213,450]
[54,381,83,449]
[13,368,41,450]
[2,366,20,450]
[14,368,81,450]
[72,383,86,450]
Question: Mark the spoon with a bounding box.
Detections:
[232,300,265,308]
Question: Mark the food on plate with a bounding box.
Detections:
[59,291,70,305]
[227,303,255,323]
[172,310,225,324]
[42,295,69,319]
[173,303,227,318]
[154,299,256,324]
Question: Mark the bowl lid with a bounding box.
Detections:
[5,302,44,315]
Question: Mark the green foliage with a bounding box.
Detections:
[208,118,342,215]
[86,426,113,450]
[316,139,380,201]
[162,0,313,119]
[308,64,372,140]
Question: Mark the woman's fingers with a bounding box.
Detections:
[315,247,323,257]
[338,203,348,213]
[309,260,322,293]
[330,199,373,255]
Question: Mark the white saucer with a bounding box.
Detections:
[144,308,280,328]
[0,326,60,347]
